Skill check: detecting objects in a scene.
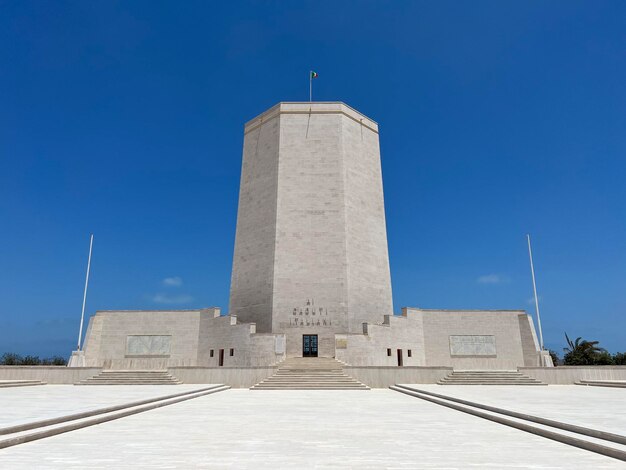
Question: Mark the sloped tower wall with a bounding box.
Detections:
[229,102,393,356]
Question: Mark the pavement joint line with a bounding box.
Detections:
[0,385,230,449]
[394,384,626,446]
[0,384,225,436]
[390,385,626,463]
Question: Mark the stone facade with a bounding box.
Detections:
[335,308,544,369]
[229,103,393,357]
[80,308,285,369]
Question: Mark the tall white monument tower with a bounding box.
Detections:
[229,102,393,356]
[74,101,547,371]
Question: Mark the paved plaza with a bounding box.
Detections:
[412,384,626,437]
[0,385,624,468]
[0,385,208,429]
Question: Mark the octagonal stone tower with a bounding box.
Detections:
[229,102,393,357]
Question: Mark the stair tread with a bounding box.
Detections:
[251,357,368,390]
[438,370,546,385]
[78,370,182,385]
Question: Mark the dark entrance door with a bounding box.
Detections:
[397,348,403,367]
[303,335,318,357]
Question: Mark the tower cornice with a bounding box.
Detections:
[244,102,379,135]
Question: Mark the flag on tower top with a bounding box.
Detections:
[309,71,318,101]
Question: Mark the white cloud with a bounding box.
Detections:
[476,274,509,284]
[150,293,194,305]
[162,277,183,287]
[527,296,543,305]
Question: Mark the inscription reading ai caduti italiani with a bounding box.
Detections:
[289,298,332,327]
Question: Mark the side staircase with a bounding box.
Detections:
[438,370,546,385]
[0,380,46,388]
[576,379,626,388]
[251,357,369,390]
[76,370,182,385]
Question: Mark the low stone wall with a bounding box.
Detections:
[0,366,276,387]
[520,366,626,384]
[0,367,102,384]
[9,365,620,387]
[344,366,453,388]
[168,366,277,388]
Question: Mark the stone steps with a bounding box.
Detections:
[0,380,46,388]
[254,378,364,383]
[252,386,368,390]
[438,370,546,385]
[576,380,626,388]
[263,378,358,381]
[251,357,369,390]
[272,372,348,376]
[76,370,182,385]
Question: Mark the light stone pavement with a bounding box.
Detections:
[0,387,624,469]
[0,385,209,428]
[412,384,626,436]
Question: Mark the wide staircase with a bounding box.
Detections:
[251,357,369,390]
[76,370,182,385]
[438,370,546,385]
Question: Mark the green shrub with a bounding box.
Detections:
[613,352,626,365]
[594,351,615,365]
[562,333,626,365]
[20,355,42,365]
[1,353,23,365]
[48,356,67,366]
[548,349,560,366]
[563,333,607,365]
[1,353,67,366]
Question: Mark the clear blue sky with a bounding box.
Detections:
[1,1,624,357]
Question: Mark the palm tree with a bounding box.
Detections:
[563,332,607,365]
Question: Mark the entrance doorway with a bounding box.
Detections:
[397,348,403,367]
[219,349,224,367]
[302,335,318,357]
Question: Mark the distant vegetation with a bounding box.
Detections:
[550,333,626,366]
[0,353,66,366]
[548,349,560,366]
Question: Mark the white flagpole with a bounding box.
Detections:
[309,71,312,102]
[527,234,544,350]
[77,234,94,350]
